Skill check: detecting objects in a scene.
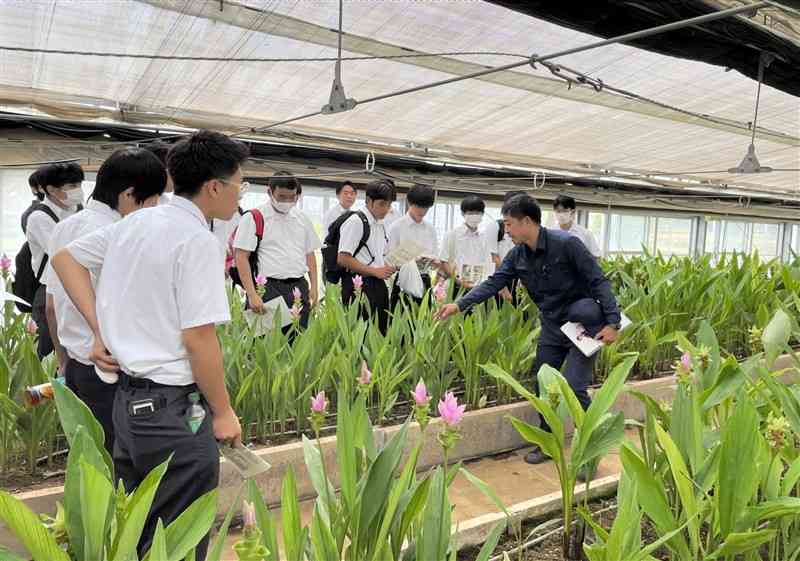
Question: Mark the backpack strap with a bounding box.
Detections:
[251,209,265,241]
[353,211,373,265]
[496,219,505,243]
[31,203,60,225]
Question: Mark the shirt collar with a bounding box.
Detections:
[170,196,209,228]
[43,196,71,219]
[535,227,549,254]
[86,199,122,221]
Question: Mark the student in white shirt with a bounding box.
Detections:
[20,167,46,235]
[234,172,321,330]
[387,184,446,308]
[552,195,602,258]
[26,162,84,359]
[485,191,527,303]
[441,195,495,292]
[52,130,247,561]
[338,180,397,334]
[44,148,166,454]
[322,180,357,231]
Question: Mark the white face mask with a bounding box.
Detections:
[463,213,483,228]
[273,201,296,214]
[64,188,84,208]
[555,211,573,226]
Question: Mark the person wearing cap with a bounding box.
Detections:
[435,195,621,468]
[551,195,602,258]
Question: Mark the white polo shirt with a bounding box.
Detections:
[45,200,121,383]
[26,197,75,281]
[441,223,495,284]
[557,223,602,257]
[339,209,388,267]
[233,204,321,279]
[323,202,352,231]
[387,213,439,256]
[66,196,230,386]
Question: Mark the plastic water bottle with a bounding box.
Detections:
[185,392,206,434]
[23,376,65,408]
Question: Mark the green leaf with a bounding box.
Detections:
[0,547,28,561]
[459,467,510,520]
[281,468,304,561]
[80,458,114,561]
[473,520,506,561]
[247,480,279,561]
[336,397,357,515]
[712,529,777,557]
[668,383,702,476]
[577,411,625,469]
[205,485,244,561]
[310,506,339,561]
[52,379,112,474]
[301,435,335,523]
[148,519,169,561]
[418,468,448,561]
[143,489,218,561]
[0,491,70,561]
[717,393,761,539]
[508,416,561,465]
[781,456,800,496]
[762,309,792,367]
[111,458,171,561]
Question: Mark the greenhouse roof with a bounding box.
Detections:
[0,0,798,200]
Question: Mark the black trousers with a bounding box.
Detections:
[342,273,390,334]
[390,274,431,310]
[32,285,54,359]
[113,376,219,561]
[264,277,310,331]
[530,324,596,433]
[64,359,116,455]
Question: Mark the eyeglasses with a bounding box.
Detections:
[219,179,250,196]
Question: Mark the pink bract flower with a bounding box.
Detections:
[292,286,302,302]
[255,274,267,287]
[26,318,38,334]
[438,391,466,427]
[353,275,364,291]
[412,379,430,406]
[432,280,447,303]
[290,303,303,320]
[680,352,692,371]
[311,391,327,414]
[242,500,256,529]
[0,254,11,272]
[359,361,372,385]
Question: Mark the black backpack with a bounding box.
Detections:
[12,204,60,313]
[496,219,505,243]
[321,210,371,283]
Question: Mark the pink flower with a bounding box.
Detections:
[26,318,38,334]
[359,361,372,385]
[0,254,11,272]
[411,379,430,406]
[432,280,447,303]
[438,391,466,427]
[680,352,692,371]
[290,303,303,320]
[242,500,256,530]
[255,274,267,287]
[311,391,328,414]
[292,286,302,303]
[353,275,363,292]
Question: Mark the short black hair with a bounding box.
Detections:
[28,169,40,188]
[167,130,249,197]
[335,180,356,196]
[30,167,46,200]
[46,162,85,188]
[143,140,171,167]
[269,171,302,194]
[407,184,435,208]
[502,194,542,224]
[365,179,396,203]
[90,148,167,209]
[504,190,526,202]
[553,195,576,210]
[460,195,485,214]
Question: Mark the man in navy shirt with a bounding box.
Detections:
[436,195,621,465]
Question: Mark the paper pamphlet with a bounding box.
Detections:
[416,255,440,275]
[243,296,292,336]
[385,240,426,268]
[219,443,272,478]
[0,290,30,307]
[459,264,485,285]
[561,313,632,358]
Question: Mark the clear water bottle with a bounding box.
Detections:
[185,392,206,434]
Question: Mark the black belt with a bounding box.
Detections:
[266,277,304,284]
[118,372,196,392]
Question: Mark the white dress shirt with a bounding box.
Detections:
[387,213,439,257]
[212,210,243,251]
[233,204,321,279]
[26,197,75,281]
[323,202,351,231]
[339,209,388,267]
[45,200,121,383]
[66,196,230,386]
[441,223,495,284]
[561,223,602,257]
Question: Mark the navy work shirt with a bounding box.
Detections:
[456,227,621,334]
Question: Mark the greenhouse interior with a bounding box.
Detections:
[0,1,799,560]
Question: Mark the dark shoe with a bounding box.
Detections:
[524,447,550,465]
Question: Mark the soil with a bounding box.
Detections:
[0,454,67,493]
